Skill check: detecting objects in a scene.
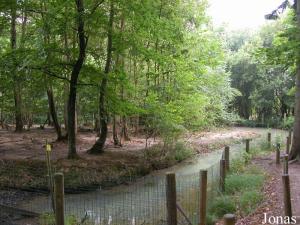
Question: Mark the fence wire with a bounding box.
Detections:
[3,130,287,225]
[1,158,226,225]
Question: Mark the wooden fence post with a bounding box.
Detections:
[267,133,271,148]
[45,140,55,212]
[282,174,292,218]
[276,143,280,165]
[286,136,290,155]
[283,154,289,174]
[224,146,230,172]
[199,170,207,225]
[245,139,250,153]
[223,214,236,225]
[166,173,177,225]
[54,173,65,225]
[220,159,226,192]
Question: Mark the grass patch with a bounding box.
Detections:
[239,190,263,216]
[207,151,266,223]
[209,195,236,218]
[39,213,93,225]
[225,174,264,194]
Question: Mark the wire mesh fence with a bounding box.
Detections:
[1,130,289,225]
[1,160,224,225]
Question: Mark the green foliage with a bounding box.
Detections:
[206,214,218,225]
[143,141,193,169]
[174,142,193,162]
[209,195,236,218]
[235,119,262,128]
[259,140,273,152]
[281,116,294,129]
[230,157,247,174]
[240,190,263,215]
[225,174,264,195]
[39,213,93,225]
[39,213,55,225]
[226,15,295,124]
[0,0,234,147]
[208,161,265,222]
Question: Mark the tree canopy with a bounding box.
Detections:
[0,0,235,158]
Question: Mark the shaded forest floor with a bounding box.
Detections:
[0,127,258,192]
[0,127,258,160]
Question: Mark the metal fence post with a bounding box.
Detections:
[199,170,207,225]
[166,173,177,225]
[54,173,65,225]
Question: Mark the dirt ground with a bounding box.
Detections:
[0,126,259,191]
[0,127,159,161]
[0,126,258,161]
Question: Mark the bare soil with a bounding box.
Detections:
[0,127,257,161]
[0,126,258,190]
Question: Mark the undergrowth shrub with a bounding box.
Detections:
[239,190,263,215]
[206,213,218,225]
[281,116,294,129]
[230,158,246,174]
[174,141,193,162]
[209,195,236,218]
[144,141,193,169]
[259,140,272,152]
[225,174,264,194]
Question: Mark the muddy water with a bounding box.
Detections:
[18,128,288,224]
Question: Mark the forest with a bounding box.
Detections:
[1,0,300,225]
[0,0,235,158]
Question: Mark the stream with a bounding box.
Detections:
[17,128,288,225]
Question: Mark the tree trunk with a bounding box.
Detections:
[0,108,3,128]
[88,2,114,154]
[11,2,23,132]
[88,79,108,153]
[289,0,300,160]
[75,100,78,135]
[63,83,69,132]
[113,115,121,146]
[63,18,70,133]
[67,0,87,159]
[47,86,63,140]
[40,1,64,141]
[94,113,100,133]
[121,116,130,141]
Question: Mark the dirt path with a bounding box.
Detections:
[235,153,300,225]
